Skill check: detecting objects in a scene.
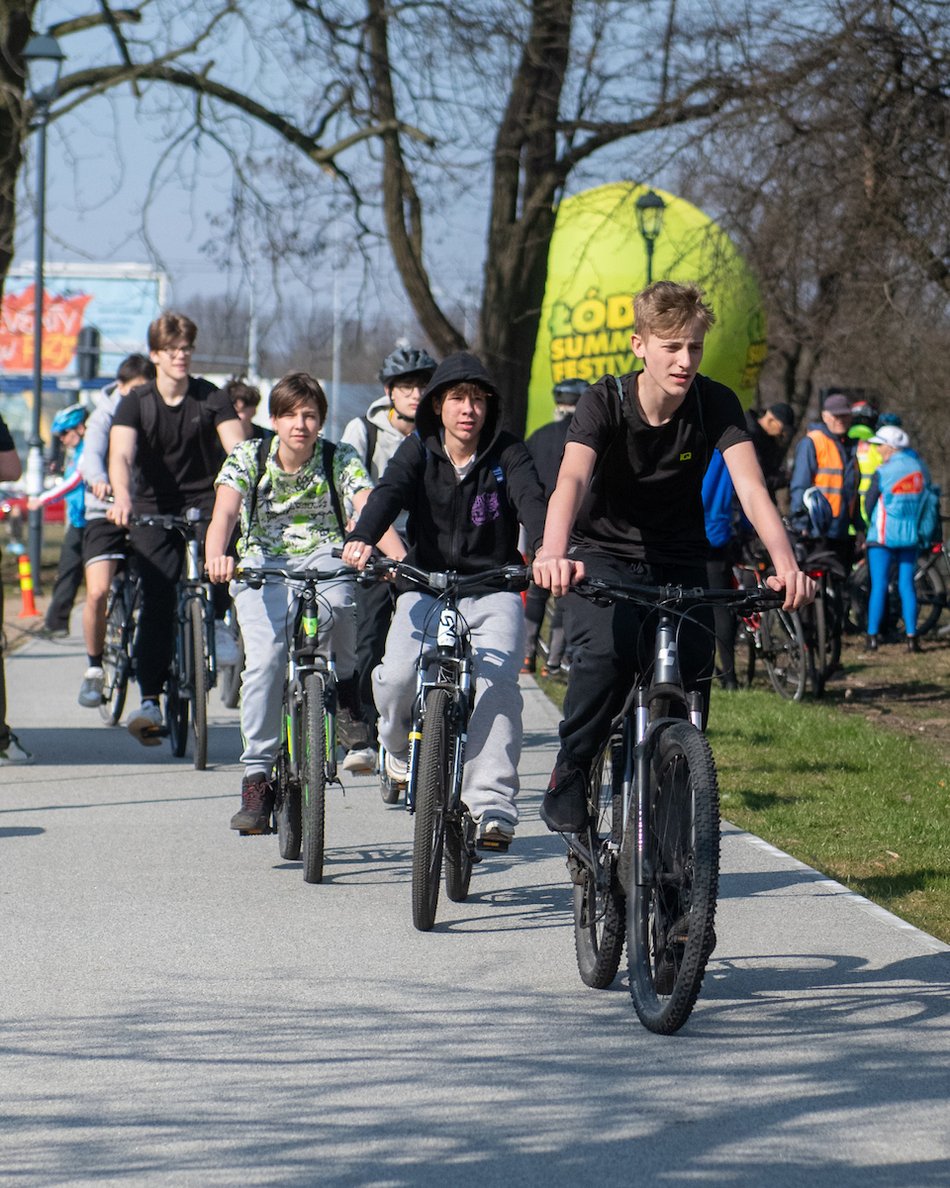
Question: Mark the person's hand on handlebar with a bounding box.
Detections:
[341,540,374,570]
[107,495,133,527]
[205,554,235,584]
[765,567,816,611]
[532,551,585,598]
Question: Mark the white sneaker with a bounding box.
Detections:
[384,751,409,783]
[214,622,241,668]
[78,666,105,708]
[476,815,515,852]
[127,702,164,746]
[0,733,34,765]
[342,746,377,774]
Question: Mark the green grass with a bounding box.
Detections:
[536,673,950,942]
[708,687,950,942]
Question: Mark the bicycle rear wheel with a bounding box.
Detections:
[808,591,828,698]
[301,672,327,884]
[276,700,301,861]
[915,556,945,636]
[760,608,807,701]
[166,668,188,757]
[412,687,450,931]
[627,721,719,1035]
[444,808,473,903]
[100,578,133,726]
[190,599,209,771]
[573,736,626,989]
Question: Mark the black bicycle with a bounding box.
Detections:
[236,565,352,885]
[133,509,218,769]
[360,558,531,931]
[563,577,784,1034]
[100,556,143,726]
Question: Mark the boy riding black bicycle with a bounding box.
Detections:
[342,352,548,852]
[533,281,815,834]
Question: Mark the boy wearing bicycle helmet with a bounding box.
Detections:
[340,346,436,751]
[27,403,89,638]
[533,282,813,833]
[206,372,405,834]
[342,352,548,851]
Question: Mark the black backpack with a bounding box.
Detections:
[243,437,346,550]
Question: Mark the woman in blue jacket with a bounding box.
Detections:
[864,425,932,653]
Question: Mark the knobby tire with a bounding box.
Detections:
[627,721,720,1035]
[301,672,327,884]
[190,599,209,771]
[412,687,450,931]
[276,698,301,860]
[573,736,626,988]
[100,579,132,726]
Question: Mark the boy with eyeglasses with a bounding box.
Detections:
[107,312,247,743]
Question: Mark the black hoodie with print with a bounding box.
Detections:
[347,352,547,573]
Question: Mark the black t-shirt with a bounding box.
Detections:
[567,371,748,564]
[0,414,14,453]
[112,376,236,513]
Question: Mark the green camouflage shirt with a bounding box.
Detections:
[216,435,372,558]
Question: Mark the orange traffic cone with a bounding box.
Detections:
[16,552,40,618]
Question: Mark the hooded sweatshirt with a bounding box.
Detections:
[340,393,414,535]
[347,352,547,574]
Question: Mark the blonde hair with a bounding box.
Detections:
[634,281,715,339]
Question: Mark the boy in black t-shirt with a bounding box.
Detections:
[108,312,246,743]
[533,282,813,833]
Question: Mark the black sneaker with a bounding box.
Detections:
[230,774,275,833]
[337,706,371,751]
[539,760,590,833]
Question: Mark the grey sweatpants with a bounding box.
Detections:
[373,589,525,825]
[232,543,357,778]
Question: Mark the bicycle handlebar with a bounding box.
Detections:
[235,565,355,590]
[572,576,784,613]
[132,508,210,534]
[355,557,532,595]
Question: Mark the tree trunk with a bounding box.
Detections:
[0,3,36,303]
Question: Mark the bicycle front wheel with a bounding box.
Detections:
[627,721,719,1035]
[301,672,327,884]
[760,608,807,701]
[166,666,188,758]
[573,736,626,989]
[444,811,473,903]
[190,599,209,771]
[412,687,450,931]
[100,579,132,726]
[734,621,756,689]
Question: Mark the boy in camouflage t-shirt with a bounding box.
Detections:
[206,372,404,833]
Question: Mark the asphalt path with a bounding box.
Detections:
[3,627,950,1186]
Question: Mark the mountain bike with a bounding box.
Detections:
[360,558,531,931]
[236,564,352,885]
[732,552,808,701]
[562,577,784,1035]
[794,535,846,697]
[99,556,142,726]
[135,509,218,770]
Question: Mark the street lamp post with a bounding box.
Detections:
[635,189,666,286]
[23,32,65,592]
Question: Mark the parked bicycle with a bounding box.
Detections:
[732,552,808,701]
[235,564,352,885]
[562,576,783,1035]
[360,557,531,931]
[794,534,847,697]
[847,523,949,638]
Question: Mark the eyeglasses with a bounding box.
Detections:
[160,344,194,357]
[392,382,424,395]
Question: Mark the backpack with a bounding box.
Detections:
[243,436,345,551]
[360,416,379,473]
[917,483,942,548]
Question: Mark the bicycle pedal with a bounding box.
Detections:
[475,835,510,853]
[237,827,273,837]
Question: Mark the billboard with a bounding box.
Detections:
[526,183,766,434]
[1,263,167,380]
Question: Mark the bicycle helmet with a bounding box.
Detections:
[553,378,587,404]
[802,486,833,536]
[50,403,89,435]
[378,347,436,386]
[850,400,878,429]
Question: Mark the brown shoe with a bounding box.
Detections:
[230,774,275,833]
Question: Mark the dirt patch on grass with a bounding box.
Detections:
[825,629,950,764]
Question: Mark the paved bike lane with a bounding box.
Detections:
[2,629,949,1186]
